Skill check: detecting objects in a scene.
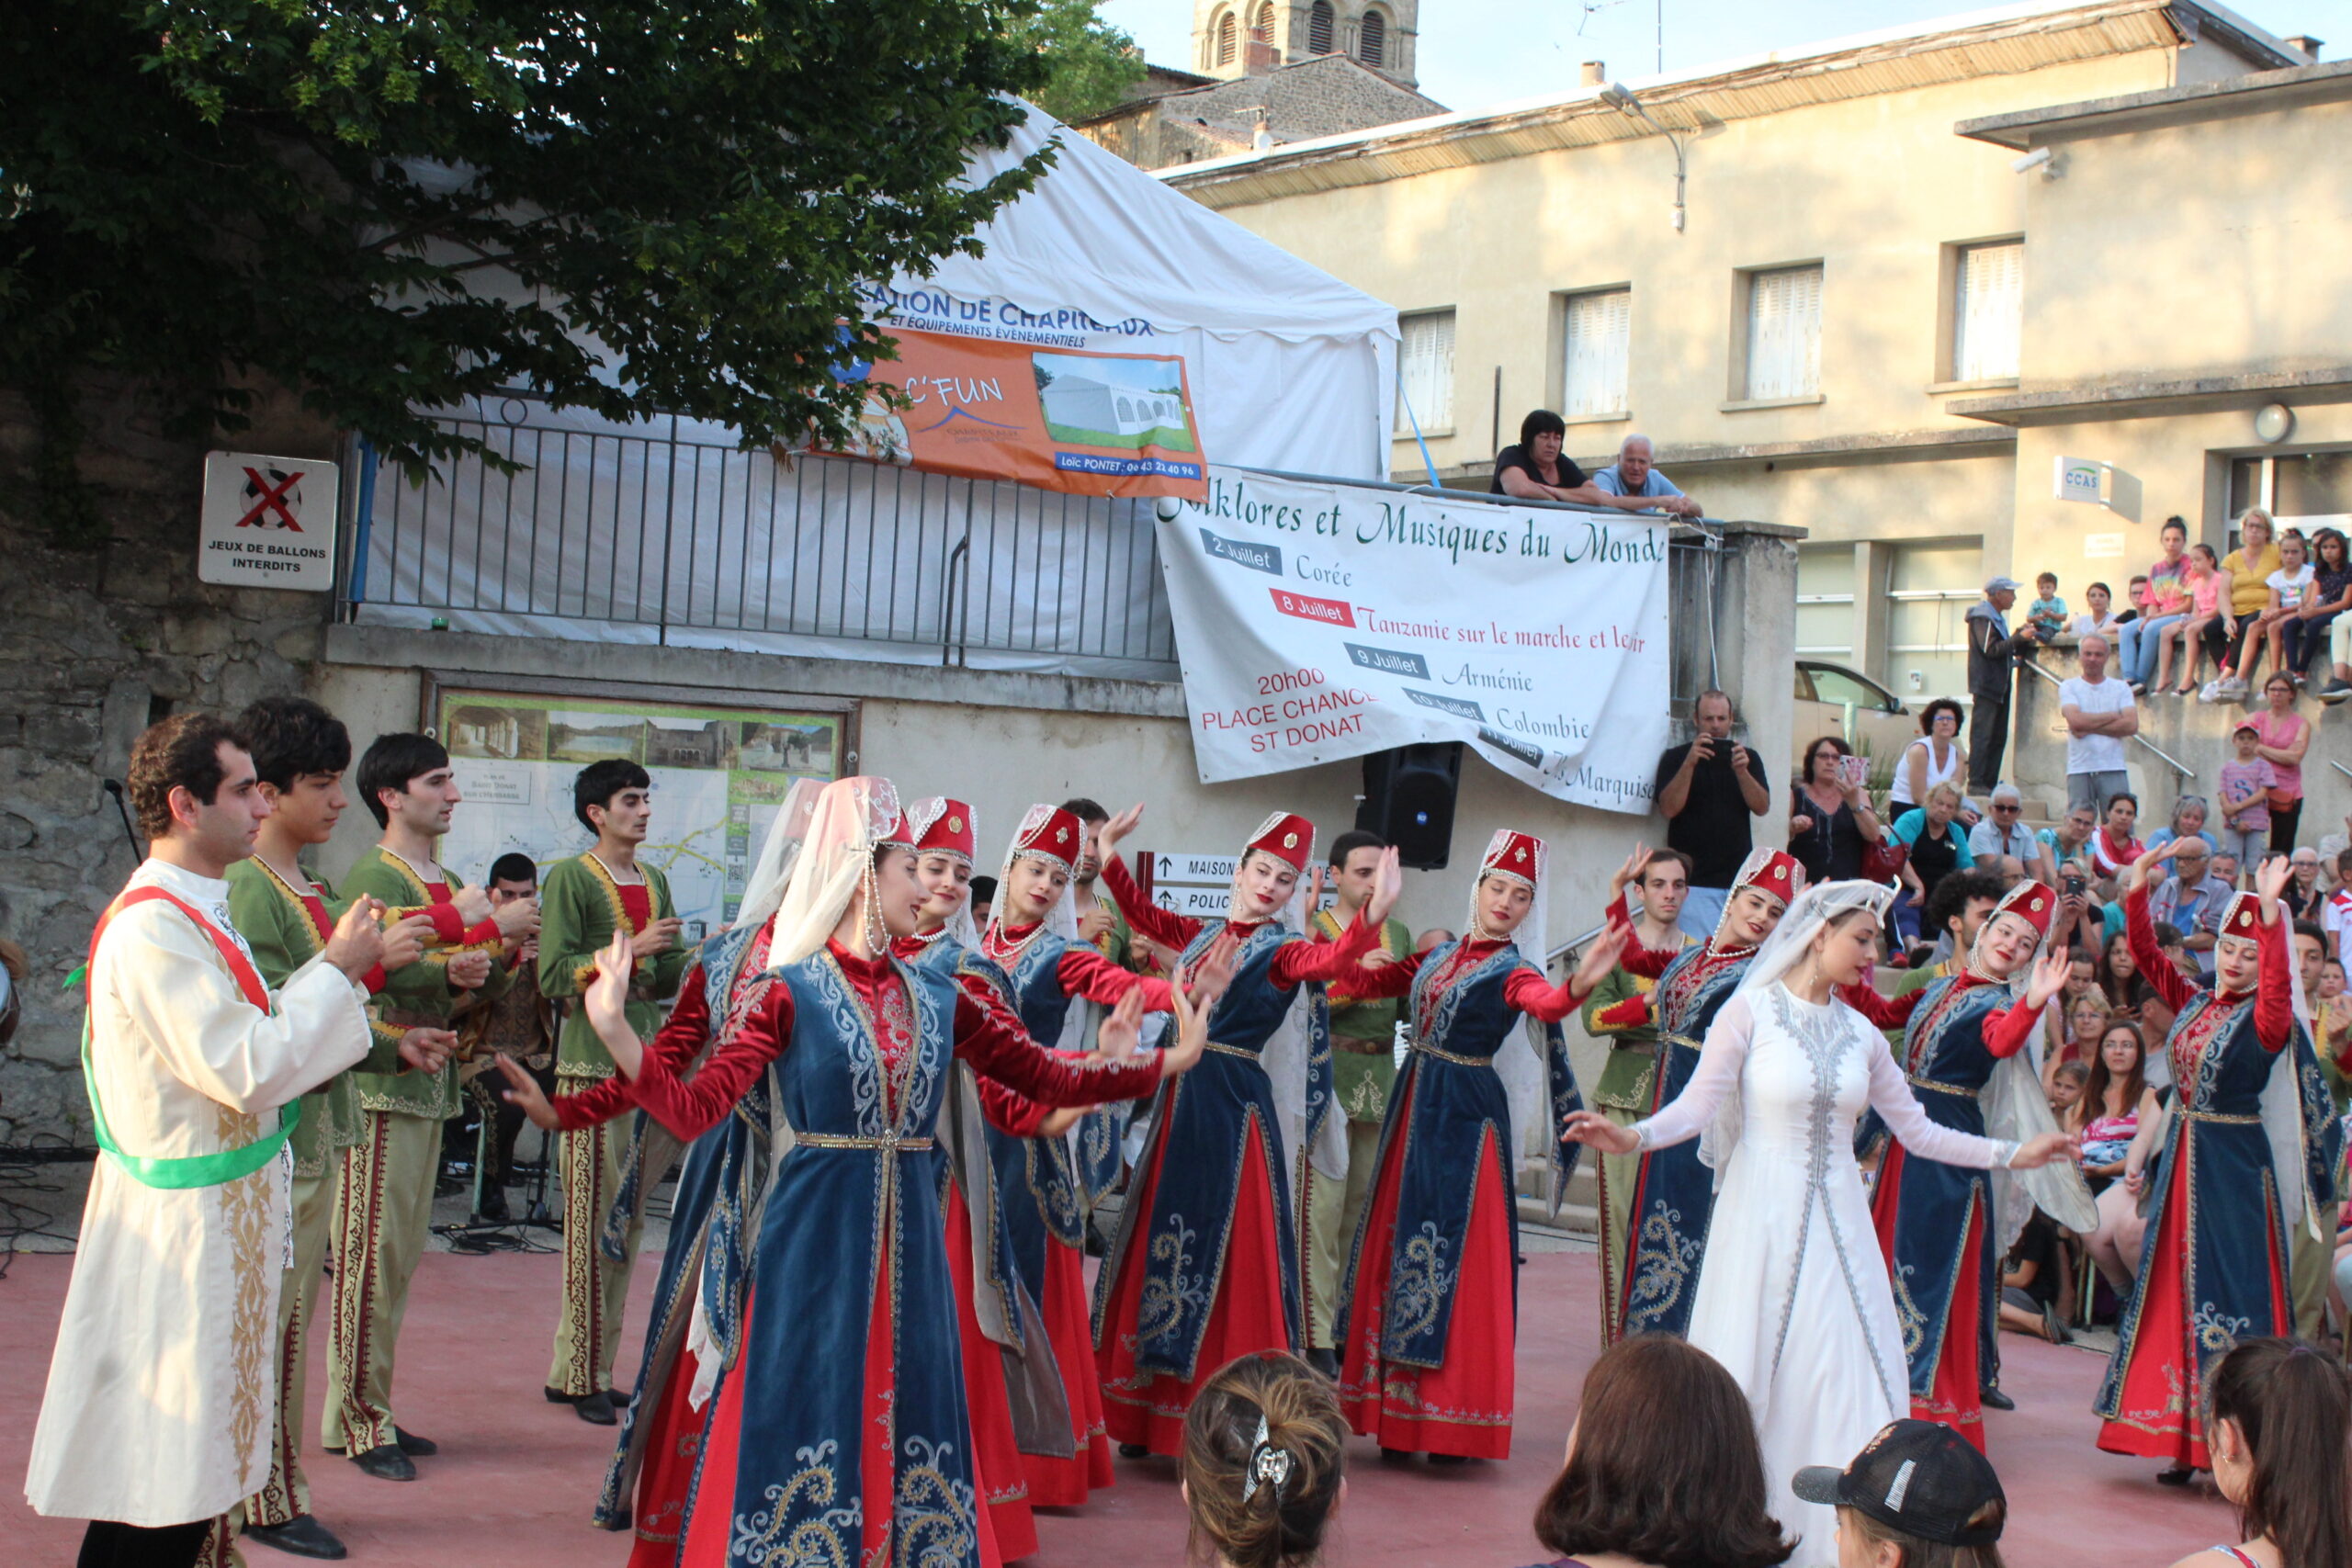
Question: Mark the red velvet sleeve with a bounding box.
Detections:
[1340,947,1424,1001]
[2255,909,2293,1052]
[1837,979,1928,1031]
[2125,886,2202,1015]
[953,992,1162,1107]
[1503,964,1590,1022]
[1101,856,1202,955]
[461,917,503,948]
[1613,915,1682,980]
[1268,910,1378,988]
[976,1074,1053,1137]
[1592,993,1653,1029]
[424,904,465,944]
[1982,998,2044,1060]
[1056,948,1173,1013]
[360,964,389,996]
[552,958,719,1129]
[626,984,793,1141]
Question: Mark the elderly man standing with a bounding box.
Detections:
[1653,689,1770,942]
[1589,434,1702,518]
[2059,632,2138,815]
[1968,784,2056,884]
[1966,575,2041,791]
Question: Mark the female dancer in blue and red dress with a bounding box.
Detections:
[504,777,1225,1568]
[1852,878,2086,1449]
[1336,830,1623,1461]
[976,804,1175,1504]
[1600,846,1802,1341]
[1090,804,1400,1456]
[2096,846,2329,1481]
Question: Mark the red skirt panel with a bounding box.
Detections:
[623,1337,708,1568]
[1023,1237,1114,1507]
[1339,1105,1516,1460]
[1099,1123,1294,1457]
[1869,1145,1987,1450]
[948,1179,1038,1559]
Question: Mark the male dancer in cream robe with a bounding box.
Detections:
[26,714,440,1568]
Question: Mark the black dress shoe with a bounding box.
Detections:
[546,1385,587,1404]
[1979,1387,2016,1412]
[477,1186,511,1223]
[1379,1447,1414,1463]
[1117,1443,1149,1460]
[2156,1464,2198,1487]
[351,1443,416,1482]
[575,1390,619,1426]
[243,1516,349,1561]
[1427,1453,1470,1466]
[1304,1348,1340,1380]
[393,1427,437,1456]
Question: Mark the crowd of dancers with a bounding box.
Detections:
[24,702,2347,1568]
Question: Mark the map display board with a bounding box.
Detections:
[433,686,847,935]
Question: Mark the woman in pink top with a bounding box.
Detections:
[2250,672,2311,852]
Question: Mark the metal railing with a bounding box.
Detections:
[340,393,1178,677]
[338,399,1728,689]
[2019,659,2195,783]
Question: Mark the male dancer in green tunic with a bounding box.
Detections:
[327,733,536,1481]
[537,760,686,1425]
[1305,829,1411,1379]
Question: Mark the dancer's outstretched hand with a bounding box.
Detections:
[1560,1109,1640,1156]
[1099,803,1145,868]
[1157,941,1236,1079]
[1366,847,1404,926]
[1609,843,1650,904]
[2255,853,2292,914]
[2023,945,2072,1010]
[497,1055,560,1131]
[2008,1131,2081,1169]
[2122,839,2180,896]
[583,931,646,1078]
[1093,987,1145,1063]
[1567,924,1631,1002]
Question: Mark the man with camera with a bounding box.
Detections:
[1652,689,1771,942]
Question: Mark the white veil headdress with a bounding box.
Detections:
[906,795,984,951]
[1695,879,1896,1186]
[1470,829,1554,1190]
[1238,812,1347,1183]
[769,775,906,965]
[1962,890,2099,1242]
[735,777,826,936]
[2256,893,2326,1242]
[982,805,1084,1052]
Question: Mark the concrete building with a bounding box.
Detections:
[1075,52,1446,170]
[1156,0,2333,708]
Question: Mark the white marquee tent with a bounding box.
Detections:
[351,102,1399,675]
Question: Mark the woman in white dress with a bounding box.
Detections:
[1564,879,2075,1563]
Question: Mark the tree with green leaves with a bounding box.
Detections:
[0,0,1113,546]
[1011,0,1148,124]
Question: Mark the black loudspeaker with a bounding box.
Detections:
[1357,743,1464,870]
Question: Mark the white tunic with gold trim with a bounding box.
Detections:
[25,860,371,1526]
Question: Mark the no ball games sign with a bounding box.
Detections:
[199,451,339,592]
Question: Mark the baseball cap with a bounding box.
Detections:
[2233,721,2260,737]
[1791,1419,2005,1549]
[1984,575,2023,593]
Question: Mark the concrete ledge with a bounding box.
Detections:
[319,623,1191,721]
[1956,57,2352,149]
[1951,367,2352,426]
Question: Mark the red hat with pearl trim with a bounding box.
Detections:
[1010,805,1084,872]
[1479,829,1544,888]
[2220,891,2263,941]
[1987,878,2056,942]
[1732,848,1804,907]
[906,798,976,864]
[1243,811,1316,873]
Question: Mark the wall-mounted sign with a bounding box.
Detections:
[2084,533,2126,558]
[2054,456,2107,505]
[199,451,338,591]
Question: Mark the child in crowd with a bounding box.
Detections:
[2120,574,2150,626]
[2164,545,2227,694]
[2163,1338,2352,1568]
[2218,723,2278,874]
[2027,571,2068,640]
[2243,528,2316,687]
[2048,1060,2089,1120]
[1794,1420,2010,1568]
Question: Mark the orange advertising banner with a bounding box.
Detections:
[825,327,1208,501]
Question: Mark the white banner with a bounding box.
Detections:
[1157,468,1673,815]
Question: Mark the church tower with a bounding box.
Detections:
[1190,0,1419,90]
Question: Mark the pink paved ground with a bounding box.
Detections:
[2,1247,2233,1567]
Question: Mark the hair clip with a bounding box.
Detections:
[1241,1414,1292,1504]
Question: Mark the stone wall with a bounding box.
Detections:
[0,382,340,1146]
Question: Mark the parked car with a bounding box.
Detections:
[1792,660,1926,789]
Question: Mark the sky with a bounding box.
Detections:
[1096,0,2348,116]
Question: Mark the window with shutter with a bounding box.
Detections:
[1309,1,1334,53]
[1396,310,1455,434]
[1216,11,1237,66]
[1744,265,1822,400]
[1952,241,2022,382]
[1561,289,1632,419]
[1360,9,1386,67]
[1250,1,1273,43]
